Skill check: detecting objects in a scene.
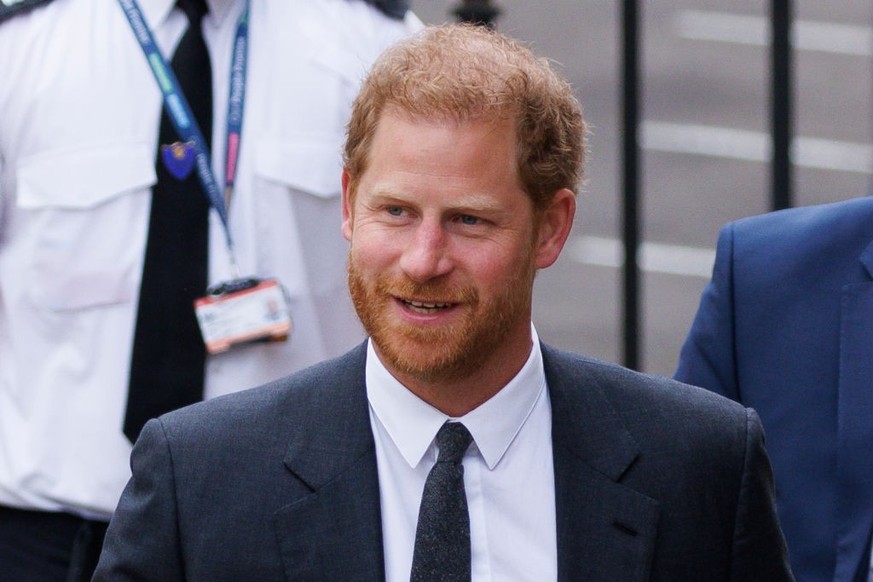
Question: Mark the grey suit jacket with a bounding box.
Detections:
[94,342,792,581]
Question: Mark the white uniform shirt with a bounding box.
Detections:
[0,0,419,518]
[367,326,559,581]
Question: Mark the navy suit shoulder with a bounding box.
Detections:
[729,196,873,284]
[732,195,873,239]
[676,196,873,400]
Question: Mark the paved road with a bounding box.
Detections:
[412,0,873,375]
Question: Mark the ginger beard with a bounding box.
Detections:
[347,244,537,384]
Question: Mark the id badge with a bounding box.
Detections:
[194,277,292,354]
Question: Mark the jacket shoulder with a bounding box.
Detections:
[157,343,368,438]
[732,196,873,242]
[725,196,873,282]
[542,343,747,428]
[0,0,56,24]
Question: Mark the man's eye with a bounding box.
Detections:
[386,206,404,216]
[460,215,479,225]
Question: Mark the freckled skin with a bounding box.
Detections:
[342,111,576,416]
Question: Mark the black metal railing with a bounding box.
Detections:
[771,0,794,211]
[621,0,642,370]
[617,1,796,369]
[449,1,798,370]
[452,0,500,28]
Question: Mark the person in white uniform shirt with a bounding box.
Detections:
[0,0,419,579]
[94,24,793,580]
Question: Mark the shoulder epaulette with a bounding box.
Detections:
[0,0,56,24]
[361,0,409,20]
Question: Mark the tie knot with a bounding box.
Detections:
[436,422,473,464]
[177,0,208,25]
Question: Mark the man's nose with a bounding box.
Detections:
[399,220,453,283]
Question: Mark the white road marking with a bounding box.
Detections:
[570,236,716,279]
[642,121,873,174]
[675,10,873,57]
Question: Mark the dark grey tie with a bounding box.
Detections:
[410,422,474,582]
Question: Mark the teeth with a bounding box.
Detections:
[405,299,451,311]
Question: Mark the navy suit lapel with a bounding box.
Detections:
[543,345,659,582]
[273,344,386,581]
[834,242,873,580]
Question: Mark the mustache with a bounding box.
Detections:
[375,277,478,305]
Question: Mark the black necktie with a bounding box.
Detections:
[410,422,474,581]
[124,0,212,443]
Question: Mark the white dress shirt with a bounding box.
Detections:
[0,0,419,518]
[367,326,558,581]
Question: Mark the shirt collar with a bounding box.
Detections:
[366,325,547,471]
[203,0,237,26]
[138,0,238,29]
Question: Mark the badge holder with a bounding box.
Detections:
[194,277,292,354]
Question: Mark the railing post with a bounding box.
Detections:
[452,0,501,28]
[621,0,642,370]
[771,0,793,210]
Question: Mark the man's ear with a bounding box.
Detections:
[534,188,576,269]
[341,170,353,241]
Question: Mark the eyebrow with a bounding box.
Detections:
[365,188,509,213]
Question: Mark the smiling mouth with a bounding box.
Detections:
[400,299,453,314]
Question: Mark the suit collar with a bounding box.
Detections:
[859,237,873,279]
[203,0,237,26]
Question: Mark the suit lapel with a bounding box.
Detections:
[273,344,386,581]
[543,345,659,582]
[271,342,662,579]
[834,242,873,581]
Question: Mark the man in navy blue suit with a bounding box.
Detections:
[677,192,873,581]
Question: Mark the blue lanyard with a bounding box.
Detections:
[118,0,249,276]
[223,7,248,213]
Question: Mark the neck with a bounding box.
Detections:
[378,331,534,417]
